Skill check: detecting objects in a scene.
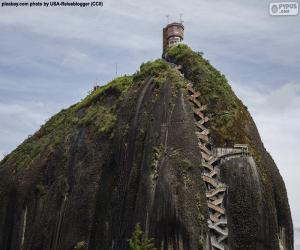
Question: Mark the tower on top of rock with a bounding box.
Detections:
[162,17,184,58]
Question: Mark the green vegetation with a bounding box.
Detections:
[74,241,87,250]
[151,144,163,180]
[79,106,116,137]
[134,59,185,94]
[128,223,156,250]
[0,55,188,169]
[0,42,291,249]
[180,158,193,172]
[0,75,134,169]
[198,239,203,250]
[0,58,187,170]
[167,45,271,186]
[167,45,291,245]
[75,75,134,110]
[167,44,251,146]
[133,59,170,83]
[166,45,275,196]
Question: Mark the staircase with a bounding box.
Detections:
[187,83,228,250]
[186,83,250,250]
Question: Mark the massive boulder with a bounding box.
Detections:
[0,45,293,250]
[167,45,293,250]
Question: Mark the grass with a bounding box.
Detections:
[0,58,185,170]
[167,44,292,245]
[133,59,170,83]
[75,75,134,110]
[0,75,134,169]
[167,44,251,146]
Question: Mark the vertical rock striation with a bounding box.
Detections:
[0,45,293,250]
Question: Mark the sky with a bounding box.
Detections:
[0,0,299,247]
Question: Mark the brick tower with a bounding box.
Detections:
[162,22,184,58]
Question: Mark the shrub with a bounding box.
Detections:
[128,223,156,250]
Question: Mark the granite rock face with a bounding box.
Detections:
[0,45,293,250]
[167,45,293,250]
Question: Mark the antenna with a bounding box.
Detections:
[115,63,118,76]
[180,13,183,23]
[166,15,169,25]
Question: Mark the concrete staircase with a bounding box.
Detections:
[187,83,229,250]
[187,83,251,250]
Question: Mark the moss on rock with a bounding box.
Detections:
[167,44,293,250]
[0,45,293,250]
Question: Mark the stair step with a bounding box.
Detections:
[206,186,226,198]
[209,213,222,222]
[202,175,219,188]
[208,220,228,234]
[196,122,207,130]
[195,132,209,142]
[212,196,224,206]
[211,237,225,250]
[193,107,205,119]
[201,151,214,162]
[208,169,219,178]
[207,201,225,214]
[189,96,202,108]
[202,162,214,171]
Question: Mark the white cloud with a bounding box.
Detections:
[0,102,51,157]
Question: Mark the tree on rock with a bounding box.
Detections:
[128,223,156,250]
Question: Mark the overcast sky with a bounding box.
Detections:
[0,0,299,247]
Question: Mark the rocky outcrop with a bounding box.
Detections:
[0,45,293,250]
[0,61,209,250]
[167,44,293,250]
